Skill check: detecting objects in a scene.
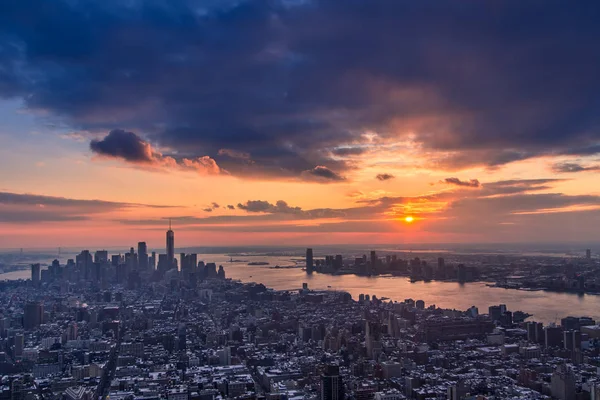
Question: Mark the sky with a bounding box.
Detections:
[1,0,600,248]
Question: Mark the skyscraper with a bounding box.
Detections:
[167,220,175,269]
[14,334,24,358]
[126,247,138,270]
[24,301,43,330]
[31,263,40,287]
[306,248,314,273]
[138,242,148,270]
[76,250,93,280]
[370,250,377,268]
[321,365,344,400]
[94,250,108,263]
[158,254,170,275]
[586,249,591,259]
[551,364,576,400]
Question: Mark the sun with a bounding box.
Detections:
[404,216,414,223]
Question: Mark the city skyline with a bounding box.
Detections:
[1,1,600,247]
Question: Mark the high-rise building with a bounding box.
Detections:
[457,264,467,282]
[49,259,60,280]
[334,255,343,270]
[167,220,175,269]
[150,252,156,270]
[321,365,344,400]
[14,334,24,358]
[125,247,138,270]
[306,248,314,272]
[31,264,40,287]
[545,325,563,348]
[94,250,108,263]
[180,253,198,275]
[551,364,576,400]
[489,305,502,321]
[111,254,121,267]
[437,257,445,278]
[370,251,377,268]
[158,254,170,275]
[76,250,93,280]
[586,249,592,259]
[24,301,43,330]
[138,242,148,270]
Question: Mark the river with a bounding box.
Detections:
[2,252,597,324]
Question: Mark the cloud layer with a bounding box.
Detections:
[0,192,172,223]
[376,173,395,181]
[115,179,600,242]
[90,129,222,175]
[443,177,481,188]
[551,162,600,173]
[1,0,600,180]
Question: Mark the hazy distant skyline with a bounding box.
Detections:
[1,1,600,247]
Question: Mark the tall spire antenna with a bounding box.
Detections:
[169,218,171,230]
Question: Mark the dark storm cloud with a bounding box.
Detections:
[551,162,600,173]
[443,178,480,188]
[302,166,345,182]
[90,129,223,174]
[376,173,395,181]
[90,129,153,163]
[2,0,600,175]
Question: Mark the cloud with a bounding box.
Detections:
[301,166,346,182]
[238,200,303,214]
[376,173,395,181]
[91,130,222,175]
[3,1,600,175]
[227,205,235,210]
[201,202,222,212]
[235,199,352,219]
[331,147,366,156]
[60,132,88,142]
[443,178,480,188]
[0,191,172,223]
[551,162,600,173]
[0,210,88,223]
[218,149,251,160]
[480,179,563,196]
[112,175,600,242]
[180,156,222,175]
[90,129,155,163]
[117,185,600,242]
[0,191,169,209]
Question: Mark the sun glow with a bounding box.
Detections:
[404,216,414,223]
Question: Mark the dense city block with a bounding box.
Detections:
[1,240,600,400]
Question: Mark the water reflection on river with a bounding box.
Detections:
[2,253,597,324]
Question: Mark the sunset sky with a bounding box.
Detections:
[1,1,600,248]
